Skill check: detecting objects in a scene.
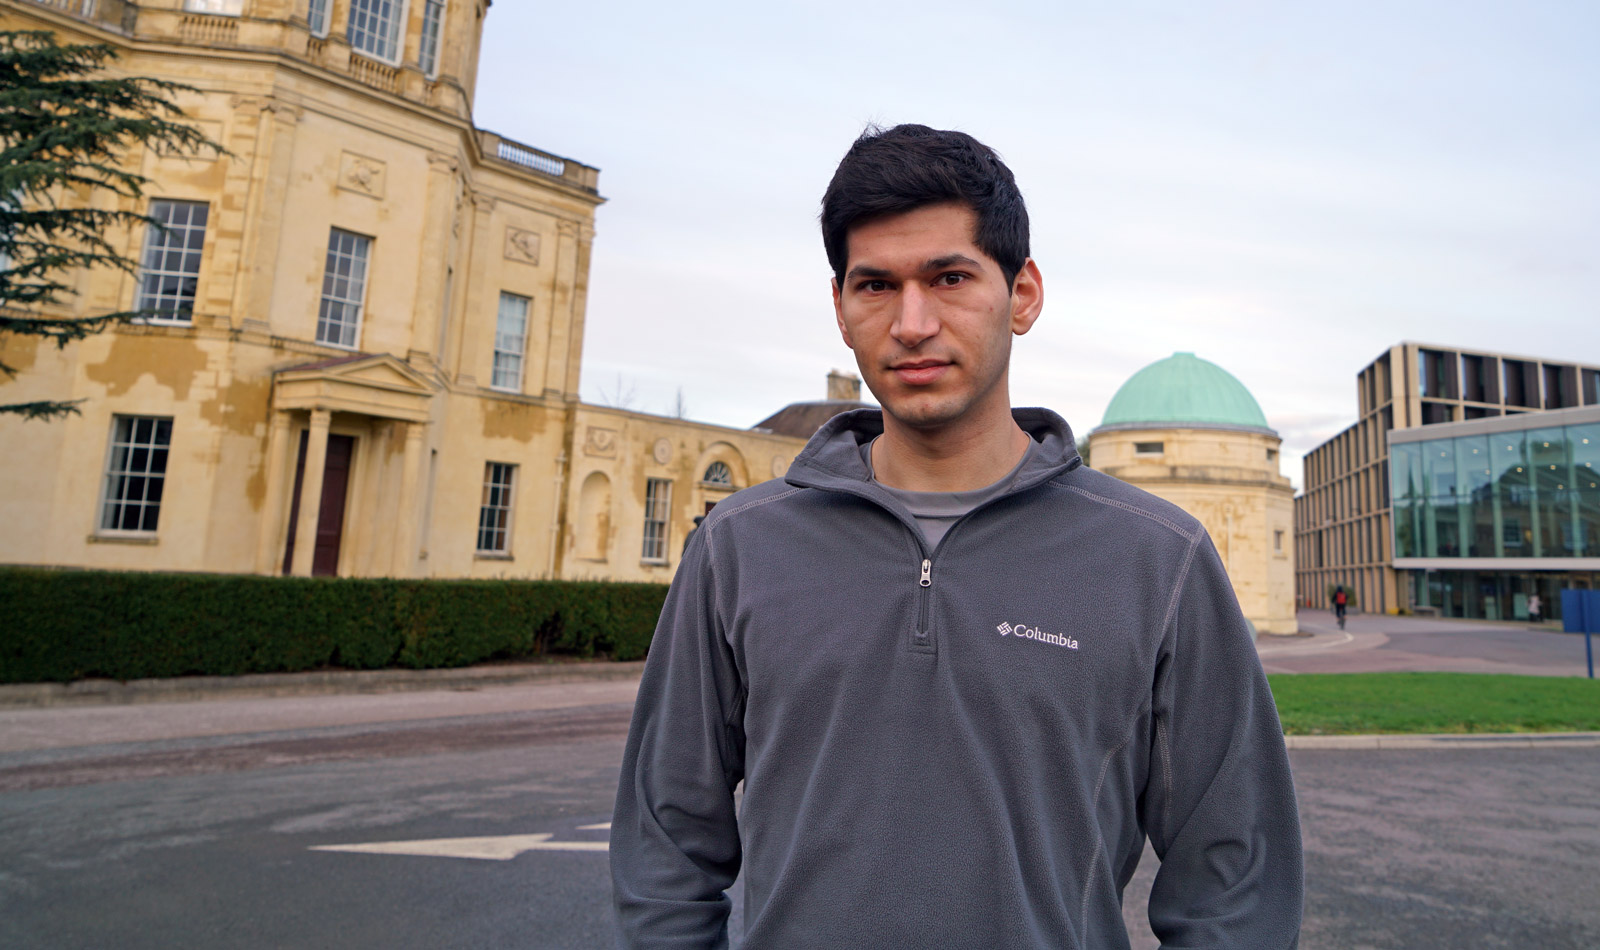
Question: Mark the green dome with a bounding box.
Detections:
[1100,352,1271,431]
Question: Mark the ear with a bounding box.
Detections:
[832,277,854,349]
[1009,258,1044,336]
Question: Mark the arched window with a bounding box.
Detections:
[703,461,733,487]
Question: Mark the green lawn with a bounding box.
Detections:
[1267,673,1600,735]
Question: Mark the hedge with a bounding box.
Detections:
[0,568,668,684]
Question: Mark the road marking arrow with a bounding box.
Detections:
[311,832,608,861]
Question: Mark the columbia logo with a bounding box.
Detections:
[997,620,1079,650]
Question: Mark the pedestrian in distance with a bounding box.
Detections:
[1528,593,1542,625]
[1333,584,1348,630]
[610,123,1304,949]
[681,515,704,555]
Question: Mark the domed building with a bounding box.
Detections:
[1086,353,1297,634]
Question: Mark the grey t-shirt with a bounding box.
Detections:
[862,437,1039,549]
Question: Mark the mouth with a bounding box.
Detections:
[889,360,951,385]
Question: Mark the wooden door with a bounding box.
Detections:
[311,435,354,576]
[281,432,355,577]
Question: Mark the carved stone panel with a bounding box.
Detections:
[338,152,386,199]
[653,438,673,465]
[583,426,618,458]
[504,227,541,265]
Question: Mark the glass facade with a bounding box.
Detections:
[1392,421,1600,560]
[1411,569,1595,622]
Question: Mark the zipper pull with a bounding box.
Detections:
[920,558,932,588]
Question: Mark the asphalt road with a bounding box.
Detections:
[2,682,1597,949]
[1262,610,1592,676]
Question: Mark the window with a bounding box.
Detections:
[1274,530,1284,553]
[100,416,172,533]
[348,0,404,62]
[418,0,446,77]
[491,292,529,391]
[642,478,672,563]
[0,194,12,274]
[183,0,244,13]
[316,229,370,348]
[307,0,329,36]
[476,462,515,554]
[136,200,208,322]
[702,461,732,486]
[1134,441,1164,456]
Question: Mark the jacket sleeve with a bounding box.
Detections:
[610,526,746,950]
[1140,531,1304,948]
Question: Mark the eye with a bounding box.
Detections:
[859,279,890,293]
[936,273,967,286]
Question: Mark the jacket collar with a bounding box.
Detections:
[784,407,1083,497]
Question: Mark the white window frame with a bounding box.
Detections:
[491,292,529,392]
[347,0,408,65]
[641,478,672,564]
[0,194,12,274]
[98,415,174,535]
[476,461,515,555]
[316,228,371,349]
[183,0,245,14]
[418,0,446,78]
[306,0,330,37]
[135,199,209,323]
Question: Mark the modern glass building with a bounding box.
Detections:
[1296,342,1600,615]
[1390,405,1600,620]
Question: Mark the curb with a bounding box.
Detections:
[0,660,647,709]
[1285,731,1600,750]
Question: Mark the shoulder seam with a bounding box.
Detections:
[1056,482,1202,542]
[1161,532,1203,635]
[703,485,806,538]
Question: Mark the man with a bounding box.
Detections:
[611,124,1303,948]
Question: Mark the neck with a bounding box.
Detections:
[872,409,1031,493]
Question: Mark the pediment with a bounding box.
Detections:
[276,353,435,395]
[274,353,435,422]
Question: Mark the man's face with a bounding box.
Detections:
[832,202,1042,432]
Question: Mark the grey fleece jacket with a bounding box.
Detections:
[611,408,1303,949]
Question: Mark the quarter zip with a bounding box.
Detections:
[912,556,935,654]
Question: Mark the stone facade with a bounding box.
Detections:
[1088,426,1297,634]
[0,0,808,583]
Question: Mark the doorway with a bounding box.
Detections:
[281,431,356,576]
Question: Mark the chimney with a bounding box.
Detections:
[827,369,861,402]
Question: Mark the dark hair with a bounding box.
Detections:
[821,124,1030,288]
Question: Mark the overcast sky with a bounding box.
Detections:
[475,1,1599,490]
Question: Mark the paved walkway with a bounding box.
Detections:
[1258,609,1592,677]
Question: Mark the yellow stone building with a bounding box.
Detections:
[0,0,807,583]
[1086,353,1297,634]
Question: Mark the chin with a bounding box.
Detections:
[880,397,969,430]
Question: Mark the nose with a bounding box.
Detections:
[890,284,940,348]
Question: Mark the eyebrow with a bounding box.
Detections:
[844,254,984,282]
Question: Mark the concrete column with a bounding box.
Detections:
[542,219,580,399]
[450,193,496,386]
[255,411,293,574]
[409,154,458,370]
[391,421,427,576]
[328,0,353,39]
[560,225,595,401]
[233,102,302,332]
[290,408,332,577]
